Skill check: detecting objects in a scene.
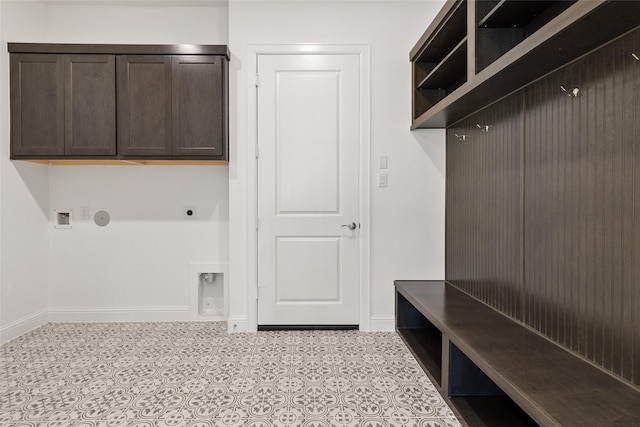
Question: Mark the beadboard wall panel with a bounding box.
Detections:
[446,28,640,387]
[523,61,584,352]
[446,93,522,319]
[631,31,640,388]
[524,29,640,385]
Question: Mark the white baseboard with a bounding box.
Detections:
[48,306,190,323]
[227,315,251,333]
[226,315,393,332]
[0,309,49,344]
[369,315,395,332]
[1,310,387,342]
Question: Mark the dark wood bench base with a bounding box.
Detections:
[395,280,640,427]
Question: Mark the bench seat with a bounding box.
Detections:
[395,280,640,426]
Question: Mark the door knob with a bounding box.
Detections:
[341,222,357,231]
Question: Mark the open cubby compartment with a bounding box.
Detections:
[412,0,468,120]
[413,87,447,122]
[476,0,577,72]
[417,38,467,91]
[413,37,467,120]
[395,292,443,386]
[448,343,538,426]
[414,0,467,64]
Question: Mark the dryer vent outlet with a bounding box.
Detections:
[198,272,223,317]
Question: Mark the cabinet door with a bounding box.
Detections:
[10,54,64,156]
[117,55,172,156]
[65,55,116,156]
[172,55,226,158]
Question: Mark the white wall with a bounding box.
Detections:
[1,0,446,338]
[0,1,50,343]
[48,166,228,319]
[43,2,228,45]
[228,0,446,331]
[0,1,230,335]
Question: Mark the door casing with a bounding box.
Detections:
[246,44,371,331]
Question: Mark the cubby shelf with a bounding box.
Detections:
[478,0,558,28]
[417,38,467,90]
[411,0,640,129]
[411,0,468,122]
[413,0,466,63]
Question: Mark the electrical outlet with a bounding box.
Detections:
[80,206,90,220]
[184,206,198,219]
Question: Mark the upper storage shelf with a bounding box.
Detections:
[414,0,467,63]
[475,0,576,73]
[411,0,468,123]
[411,0,640,129]
[477,1,566,29]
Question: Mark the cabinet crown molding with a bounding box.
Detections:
[7,43,230,60]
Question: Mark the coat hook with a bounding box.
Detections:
[632,53,640,61]
[561,85,580,98]
[454,133,468,141]
[476,124,490,132]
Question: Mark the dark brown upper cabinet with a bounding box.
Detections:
[411,0,640,129]
[172,55,226,158]
[117,55,227,159]
[117,55,172,157]
[8,44,229,164]
[10,54,65,156]
[11,53,115,157]
[66,55,116,156]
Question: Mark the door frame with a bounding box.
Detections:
[246,44,371,331]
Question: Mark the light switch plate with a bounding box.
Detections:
[379,155,388,169]
[378,172,388,188]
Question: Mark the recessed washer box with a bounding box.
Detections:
[54,209,72,229]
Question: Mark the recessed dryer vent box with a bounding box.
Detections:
[54,209,72,229]
[189,263,228,321]
[199,272,224,317]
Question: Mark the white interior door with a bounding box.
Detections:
[257,54,361,326]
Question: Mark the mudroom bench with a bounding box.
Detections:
[395,280,640,426]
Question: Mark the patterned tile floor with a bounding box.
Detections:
[0,322,461,427]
